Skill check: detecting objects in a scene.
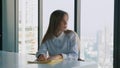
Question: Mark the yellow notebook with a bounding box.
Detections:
[28,59,63,64]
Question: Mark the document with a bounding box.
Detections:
[28,59,63,64]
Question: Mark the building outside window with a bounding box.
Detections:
[18,0,38,54]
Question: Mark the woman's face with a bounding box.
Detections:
[58,14,68,31]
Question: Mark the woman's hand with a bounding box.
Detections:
[37,54,47,61]
[48,54,63,60]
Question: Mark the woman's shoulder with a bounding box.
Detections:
[64,30,78,38]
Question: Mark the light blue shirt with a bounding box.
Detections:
[36,30,80,60]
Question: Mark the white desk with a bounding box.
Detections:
[0,51,97,68]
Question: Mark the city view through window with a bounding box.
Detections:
[19,0,38,54]
[80,0,114,68]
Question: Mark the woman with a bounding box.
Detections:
[36,10,80,61]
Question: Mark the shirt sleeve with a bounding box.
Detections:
[61,32,79,60]
[36,42,48,58]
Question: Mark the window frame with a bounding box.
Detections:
[15,0,18,52]
[114,0,120,68]
[0,0,2,50]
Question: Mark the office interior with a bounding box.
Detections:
[0,0,120,68]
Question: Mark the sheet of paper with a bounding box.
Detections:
[27,59,63,64]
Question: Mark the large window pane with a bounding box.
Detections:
[43,0,74,36]
[81,0,114,68]
[18,0,38,54]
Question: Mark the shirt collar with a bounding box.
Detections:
[53,32,64,39]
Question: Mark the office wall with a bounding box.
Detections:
[2,0,16,52]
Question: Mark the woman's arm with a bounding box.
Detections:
[62,32,79,60]
[36,42,48,59]
[47,54,63,60]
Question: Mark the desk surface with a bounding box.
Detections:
[0,51,97,68]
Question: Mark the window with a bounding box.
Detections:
[18,0,38,54]
[43,0,75,36]
[80,0,114,68]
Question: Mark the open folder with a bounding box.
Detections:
[27,59,63,64]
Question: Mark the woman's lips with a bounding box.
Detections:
[64,26,67,29]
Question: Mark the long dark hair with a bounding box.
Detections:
[42,10,68,43]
